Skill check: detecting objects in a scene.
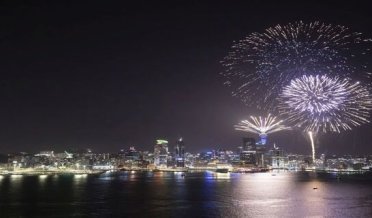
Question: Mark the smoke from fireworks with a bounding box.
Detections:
[221,21,372,109]
[235,114,290,144]
[278,75,372,133]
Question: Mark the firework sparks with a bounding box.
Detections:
[278,75,372,133]
[235,114,290,145]
[221,21,372,109]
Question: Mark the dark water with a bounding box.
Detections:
[0,171,371,218]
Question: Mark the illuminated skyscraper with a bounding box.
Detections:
[154,139,168,168]
[271,144,287,169]
[256,144,267,168]
[240,137,267,167]
[174,138,185,167]
[243,138,256,151]
[240,138,256,166]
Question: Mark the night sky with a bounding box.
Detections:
[1,1,372,154]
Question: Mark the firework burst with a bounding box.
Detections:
[221,21,372,109]
[235,114,290,144]
[278,75,372,133]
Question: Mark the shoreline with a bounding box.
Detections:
[1,168,371,176]
[0,170,104,176]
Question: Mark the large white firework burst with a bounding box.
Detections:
[278,75,372,133]
[221,21,372,109]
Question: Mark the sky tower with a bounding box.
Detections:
[235,114,290,145]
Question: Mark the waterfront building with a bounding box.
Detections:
[271,145,288,169]
[154,139,169,168]
[216,148,228,163]
[240,138,257,166]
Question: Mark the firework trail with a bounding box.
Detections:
[221,21,372,109]
[308,131,315,162]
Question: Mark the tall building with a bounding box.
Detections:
[258,133,268,145]
[154,139,169,168]
[174,137,185,167]
[125,147,140,161]
[241,137,267,167]
[271,145,287,169]
[240,137,256,166]
[256,143,267,168]
[243,138,256,151]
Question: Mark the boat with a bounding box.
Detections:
[216,168,229,173]
[233,167,270,173]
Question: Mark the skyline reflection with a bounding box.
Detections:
[0,172,371,217]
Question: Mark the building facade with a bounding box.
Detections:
[154,139,169,168]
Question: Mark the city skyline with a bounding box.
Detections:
[0,1,372,155]
[1,2,372,218]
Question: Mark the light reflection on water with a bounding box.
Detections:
[38,174,48,180]
[0,171,371,217]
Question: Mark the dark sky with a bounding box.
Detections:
[0,0,372,154]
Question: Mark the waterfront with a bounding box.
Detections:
[0,171,371,217]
